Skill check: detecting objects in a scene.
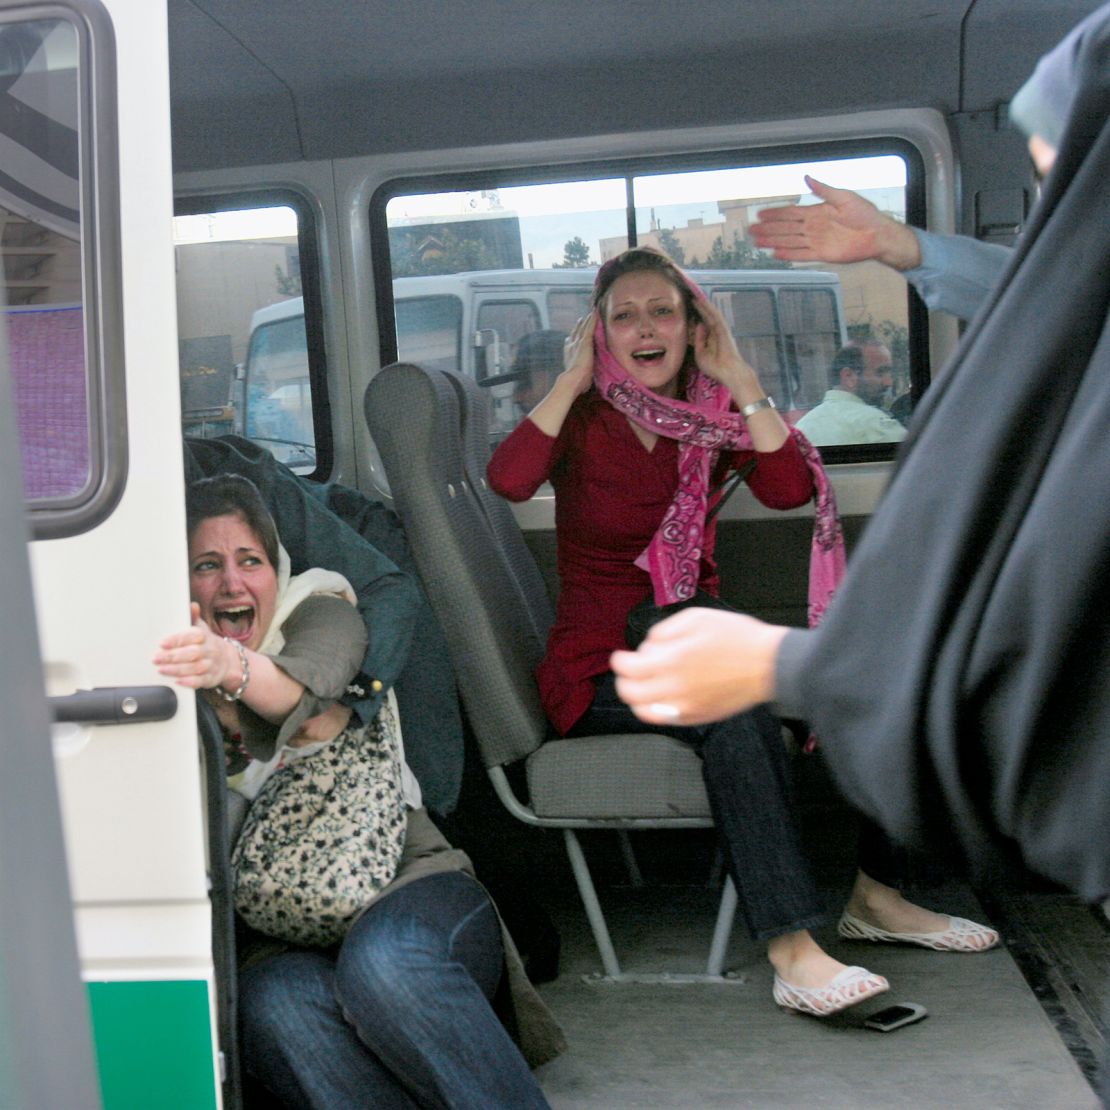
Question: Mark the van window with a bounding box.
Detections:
[711,285,841,414]
[547,289,593,334]
[242,312,314,470]
[396,295,462,372]
[173,195,325,475]
[373,146,924,452]
[474,300,541,382]
[5,14,123,535]
[376,178,628,438]
[779,288,841,411]
[715,289,783,404]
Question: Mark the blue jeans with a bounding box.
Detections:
[239,871,551,1109]
[570,674,828,941]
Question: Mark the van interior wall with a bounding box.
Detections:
[168,1,1102,176]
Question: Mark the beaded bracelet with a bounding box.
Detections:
[217,637,251,702]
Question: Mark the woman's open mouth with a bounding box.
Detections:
[632,348,666,365]
[215,604,256,642]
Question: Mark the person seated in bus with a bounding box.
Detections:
[795,340,907,446]
[154,474,562,1109]
[751,177,1011,322]
[612,4,1108,1092]
[487,246,995,1018]
[511,329,568,414]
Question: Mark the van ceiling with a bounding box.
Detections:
[168,0,1102,173]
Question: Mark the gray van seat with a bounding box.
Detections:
[365,362,735,980]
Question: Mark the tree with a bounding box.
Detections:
[657,228,686,266]
[687,231,792,270]
[554,236,592,268]
[389,226,499,277]
[274,264,302,296]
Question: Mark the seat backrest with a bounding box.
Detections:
[444,370,554,642]
[364,363,550,767]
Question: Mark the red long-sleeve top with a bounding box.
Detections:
[487,391,814,735]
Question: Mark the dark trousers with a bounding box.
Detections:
[570,674,828,941]
[856,815,909,890]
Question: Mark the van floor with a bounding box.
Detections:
[522,771,1107,1109]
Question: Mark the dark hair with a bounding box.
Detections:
[592,246,700,324]
[828,340,888,388]
[186,474,280,569]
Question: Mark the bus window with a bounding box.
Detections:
[173,196,323,474]
[375,148,922,453]
[474,300,541,381]
[378,179,627,436]
[3,17,105,523]
[547,289,593,334]
[241,306,314,470]
[779,288,841,412]
[633,154,914,441]
[713,289,785,407]
[395,294,463,372]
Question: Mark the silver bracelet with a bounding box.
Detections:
[217,638,250,702]
[740,396,776,418]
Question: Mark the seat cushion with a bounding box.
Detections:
[525,733,712,819]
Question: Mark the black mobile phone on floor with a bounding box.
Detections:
[863,1002,928,1032]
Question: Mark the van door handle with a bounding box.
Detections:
[49,686,178,725]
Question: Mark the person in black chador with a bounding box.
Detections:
[613,7,1110,1102]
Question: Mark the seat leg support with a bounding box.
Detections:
[563,828,622,979]
[617,830,644,888]
[706,876,738,976]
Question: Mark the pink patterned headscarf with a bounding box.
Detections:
[592,259,845,627]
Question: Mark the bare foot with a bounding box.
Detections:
[844,872,999,951]
[768,930,865,988]
[845,872,953,935]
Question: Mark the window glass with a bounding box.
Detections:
[382,180,626,439]
[634,155,912,443]
[713,289,783,405]
[173,203,317,472]
[779,288,840,413]
[473,299,542,439]
[378,152,919,449]
[396,295,462,372]
[547,289,593,334]
[242,313,314,470]
[474,300,541,381]
[3,18,89,504]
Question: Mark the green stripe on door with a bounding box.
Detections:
[87,980,218,1110]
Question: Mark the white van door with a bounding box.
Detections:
[5,1,222,1106]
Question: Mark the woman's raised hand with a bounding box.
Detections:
[525,312,596,437]
[153,602,234,690]
[688,297,750,384]
[693,298,789,449]
[692,298,757,388]
[560,311,597,396]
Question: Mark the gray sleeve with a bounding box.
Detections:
[901,229,1013,320]
[270,594,368,701]
[236,595,368,761]
[771,627,818,721]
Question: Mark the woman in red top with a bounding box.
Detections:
[490,248,996,1016]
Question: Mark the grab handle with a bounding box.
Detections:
[49,686,178,725]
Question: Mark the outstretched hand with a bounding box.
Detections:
[750,176,922,271]
[153,602,233,690]
[610,607,789,726]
